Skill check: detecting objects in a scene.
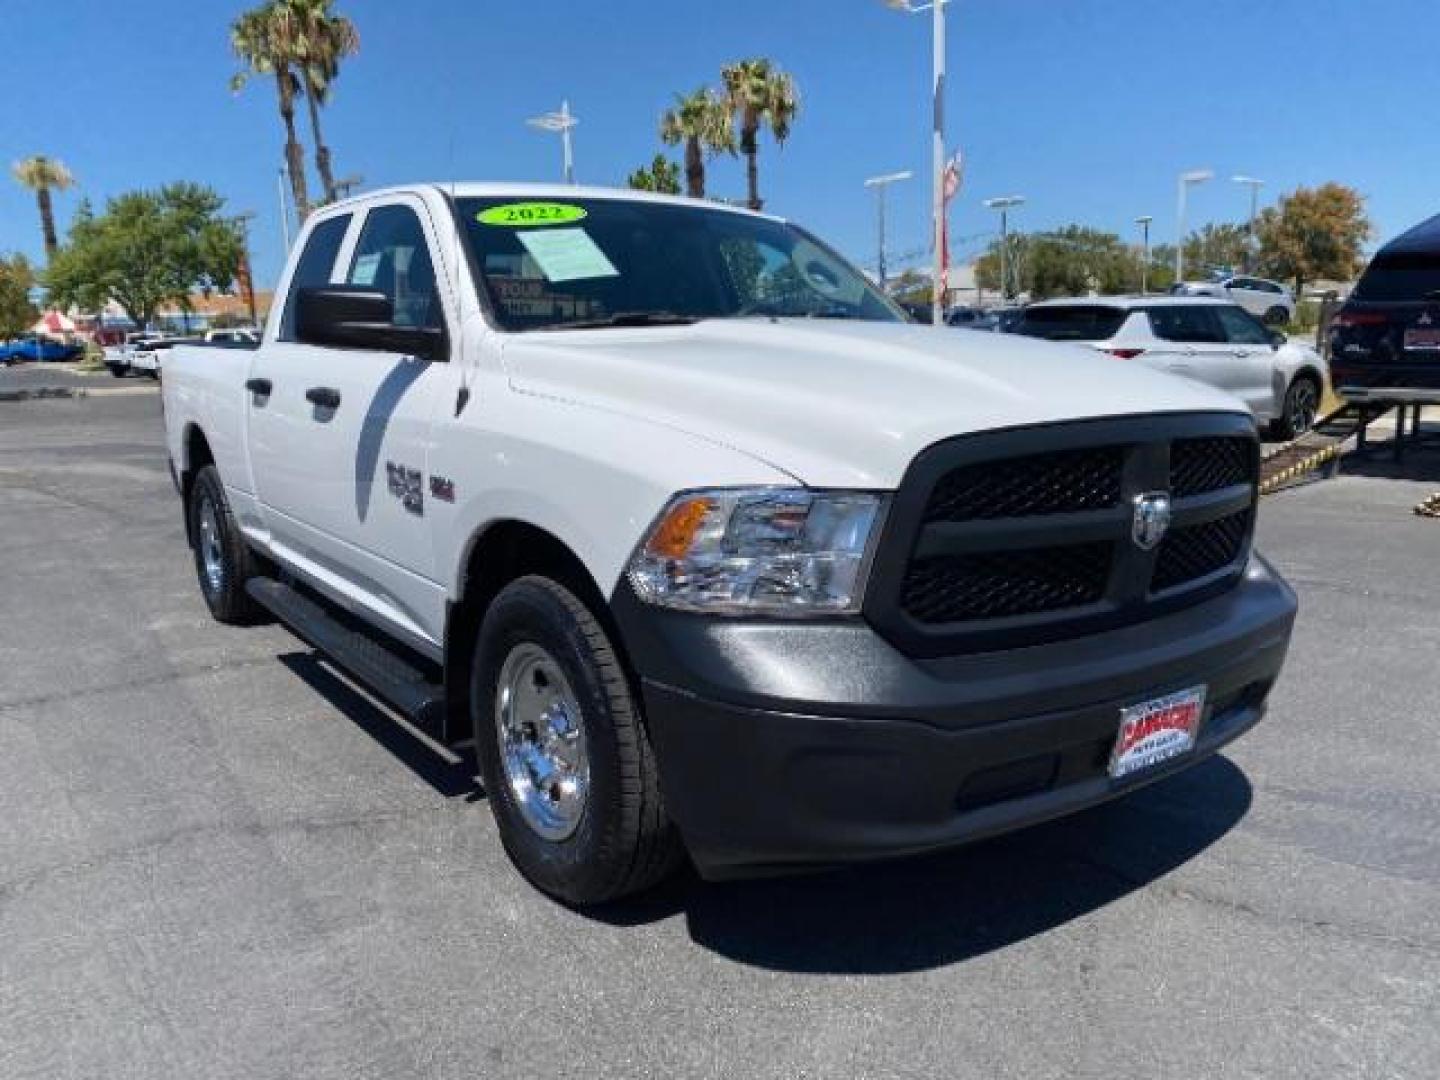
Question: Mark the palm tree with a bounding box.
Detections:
[720,59,799,212]
[659,87,733,200]
[280,0,360,204]
[231,3,311,218]
[12,156,75,261]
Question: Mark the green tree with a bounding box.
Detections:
[975,226,1134,300]
[11,156,76,261]
[280,0,360,204]
[626,155,682,195]
[1183,222,1253,277]
[0,254,38,340]
[720,59,799,211]
[232,3,311,217]
[1257,183,1371,296]
[46,184,244,331]
[659,87,734,199]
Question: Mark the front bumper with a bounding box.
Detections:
[613,555,1297,880]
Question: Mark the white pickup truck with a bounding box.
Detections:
[163,184,1297,904]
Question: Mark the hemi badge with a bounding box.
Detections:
[430,476,456,503]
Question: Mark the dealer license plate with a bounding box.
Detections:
[1108,686,1206,780]
[1403,327,1440,351]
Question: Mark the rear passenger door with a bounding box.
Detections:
[1144,306,1255,407]
[1212,304,1280,419]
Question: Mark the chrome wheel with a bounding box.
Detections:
[197,496,225,595]
[494,643,590,841]
[1288,380,1319,435]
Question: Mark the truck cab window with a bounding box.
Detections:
[348,205,442,330]
[279,214,352,341]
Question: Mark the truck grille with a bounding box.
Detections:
[864,414,1259,657]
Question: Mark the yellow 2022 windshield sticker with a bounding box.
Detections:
[477,202,588,227]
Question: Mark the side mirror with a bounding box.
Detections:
[1268,330,1287,348]
[295,286,447,362]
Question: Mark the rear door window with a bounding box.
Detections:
[1351,252,1440,302]
[1213,305,1273,345]
[1147,306,1226,343]
[279,214,352,341]
[1013,306,1127,341]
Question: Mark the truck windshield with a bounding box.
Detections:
[455,196,903,331]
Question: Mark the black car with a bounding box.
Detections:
[1330,214,1440,390]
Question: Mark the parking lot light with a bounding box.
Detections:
[984,195,1025,300]
[528,101,580,185]
[881,0,950,323]
[1135,215,1153,294]
[1234,175,1265,270]
[1175,168,1215,282]
[865,171,913,290]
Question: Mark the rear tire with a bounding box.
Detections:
[1272,375,1322,441]
[187,465,263,625]
[471,576,682,905]
[107,364,127,378]
[1264,306,1290,327]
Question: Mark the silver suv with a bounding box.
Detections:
[1015,296,1327,438]
[1174,275,1296,326]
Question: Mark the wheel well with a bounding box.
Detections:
[444,521,622,744]
[181,426,214,545]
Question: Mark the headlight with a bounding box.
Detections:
[627,488,886,615]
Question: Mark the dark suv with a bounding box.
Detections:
[1330,214,1440,390]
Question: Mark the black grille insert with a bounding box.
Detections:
[1170,436,1256,498]
[922,446,1124,523]
[867,414,1261,658]
[1152,509,1253,593]
[902,543,1112,623]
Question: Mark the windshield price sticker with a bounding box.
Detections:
[478,202,588,227]
[517,228,619,284]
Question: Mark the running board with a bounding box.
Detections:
[246,577,450,741]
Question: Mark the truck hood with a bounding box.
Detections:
[501,319,1247,488]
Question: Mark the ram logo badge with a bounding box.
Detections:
[386,462,424,515]
[1132,491,1172,551]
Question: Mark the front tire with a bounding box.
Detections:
[472,576,682,905]
[187,465,262,624]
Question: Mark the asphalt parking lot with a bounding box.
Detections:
[1,389,1437,1080]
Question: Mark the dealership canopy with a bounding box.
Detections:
[31,310,77,336]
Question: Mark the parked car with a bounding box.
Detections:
[1015,296,1328,438]
[1174,275,1296,327]
[204,327,260,346]
[1329,213,1440,392]
[127,336,200,378]
[162,184,1296,904]
[0,335,83,363]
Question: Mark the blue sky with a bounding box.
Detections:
[4,0,1439,291]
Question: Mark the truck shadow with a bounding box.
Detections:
[277,651,482,801]
[599,756,1252,975]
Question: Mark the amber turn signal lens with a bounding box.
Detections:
[645,496,713,558]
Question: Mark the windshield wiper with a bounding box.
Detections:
[540,311,702,331]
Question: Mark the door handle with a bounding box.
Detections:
[245,377,272,396]
[305,387,341,409]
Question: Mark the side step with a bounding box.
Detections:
[246,578,450,741]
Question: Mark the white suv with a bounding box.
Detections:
[1015,296,1327,438]
[1174,275,1296,326]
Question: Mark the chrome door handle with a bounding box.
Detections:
[305,387,341,410]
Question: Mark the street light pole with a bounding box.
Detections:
[1135,215,1153,294]
[528,101,580,185]
[1175,168,1214,283]
[984,196,1025,300]
[865,170,913,291]
[883,0,949,323]
[1233,175,1264,271]
[277,167,292,254]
